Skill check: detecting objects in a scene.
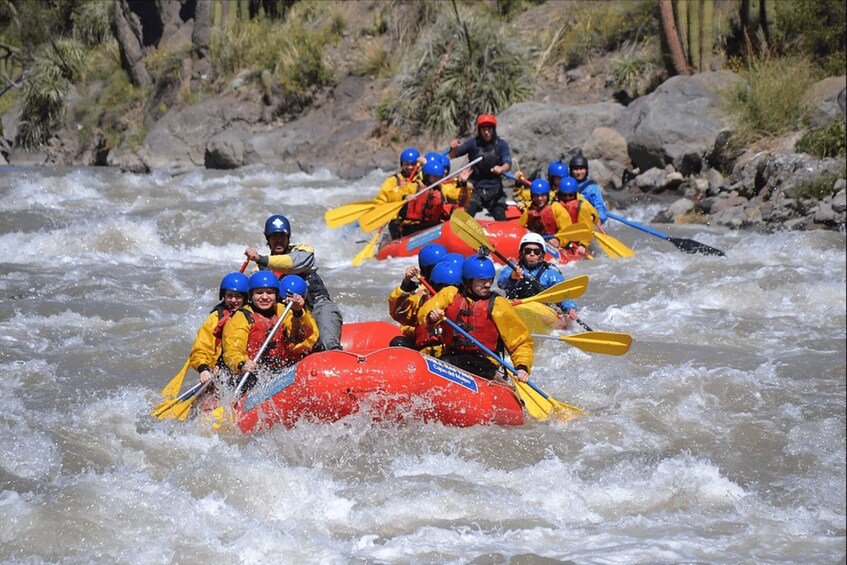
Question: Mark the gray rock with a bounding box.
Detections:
[617,71,744,175]
[833,190,847,213]
[712,203,751,228]
[668,198,694,217]
[499,101,624,177]
[206,130,246,169]
[806,75,847,128]
[814,201,837,224]
[634,167,666,191]
[582,126,630,167]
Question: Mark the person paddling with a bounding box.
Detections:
[496,233,579,325]
[244,214,343,351]
[374,147,423,204]
[449,114,512,221]
[418,254,533,382]
[188,272,249,385]
[550,177,599,255]
[222,272,318,393]
[569,153,608,225]
[388,243,447,347]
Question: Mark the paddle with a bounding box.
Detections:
[152,379,212,420]
[504,172,634,258]
[233,301,295,397]
[606,212,726,256]
[532,331,632,356]
[450,210,597,331]
[352,228,381,266]
[153,259,250,416]
[510,275,589,306]
[359,157,482,233]
[417,276,582,422]
[324,200,376,228]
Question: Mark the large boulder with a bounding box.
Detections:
[805,75,847,128]
[617,71,744,175]
[498,101,625,177]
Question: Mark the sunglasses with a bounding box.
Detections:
[522,247,544,256]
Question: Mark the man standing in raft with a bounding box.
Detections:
[449,113,512,221]
[244,214,343,351]
[418,254,533,382]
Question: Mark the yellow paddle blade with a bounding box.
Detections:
[533,331,633,356]
[512,275,589,305]
[514,381,583,422]
[358,200,407,233]
[160,359,190,398]
[450,209,494,251]
[513,381,552,421]
[352,231,381,265]
[594,232,635,258]
[324,200,376,228]
[554,224,594,245]
[514,303,565,334]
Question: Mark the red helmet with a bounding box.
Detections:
[476,114,497,128]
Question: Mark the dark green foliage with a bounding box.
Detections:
[72,1,113,47]
[796,121,847,158]
[390,11,531,136]
[774,0,846,76]
[790,172,842,200]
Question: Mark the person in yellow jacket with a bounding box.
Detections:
[189,271,249,385]
[549,176,599,254]
[222,272,318,392]
[374,147,423,204]
[417,255,533,382]
[388,243,447,347]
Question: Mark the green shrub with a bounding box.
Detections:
[723,55,817,145]
[796,120,847,158]
[773,0,846,77]
[352,40,394,78]
[790,172,842,200]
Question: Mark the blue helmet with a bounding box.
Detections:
[424,151,442,164]
[279,274,308,298]
[547,161,569,180]
[422,160,444,178]
[264,214,291,236]
[248,271,280,293]
[219,272,249,299]
[430,262,462,287]
[440,154,451,174]
[442,252,464,267]
[558,176,579,195]
[462,255,496,281]
[400,147,420,165]
[530,178,551,196]
[418,243,448,270]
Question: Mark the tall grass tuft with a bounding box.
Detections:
[390,10,532,136]
[723,55,818,146]
[17,38,84,149]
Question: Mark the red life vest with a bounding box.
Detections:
[412,293,445,350]
[525,205,558,235]
[245,308,288,370]
[211,305,237,345]
[561,199,581,224]
[405,189,447,224]
[442,292,502,355]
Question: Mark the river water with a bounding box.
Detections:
[0,165,844,564]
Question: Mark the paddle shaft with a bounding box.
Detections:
[233,301,294,398]
[606,212,725,256]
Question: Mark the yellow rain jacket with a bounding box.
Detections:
[417,286,534,373]
[374,171,422,204]
[551,195,599,248]
[188,306,230,374]
[222,302,318,373]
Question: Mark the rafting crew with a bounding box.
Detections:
[188,271,250,385]
[497,232,579,324]
[418,254,533,382]
[222,272,318,393]
[244,214,343,352]
[449,113,512,221]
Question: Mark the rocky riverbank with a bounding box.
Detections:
[2,66,845,232]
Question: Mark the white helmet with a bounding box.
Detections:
[519,232,546,251]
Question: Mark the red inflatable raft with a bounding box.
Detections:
[204,321,526,432]
[374,217,583,266]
